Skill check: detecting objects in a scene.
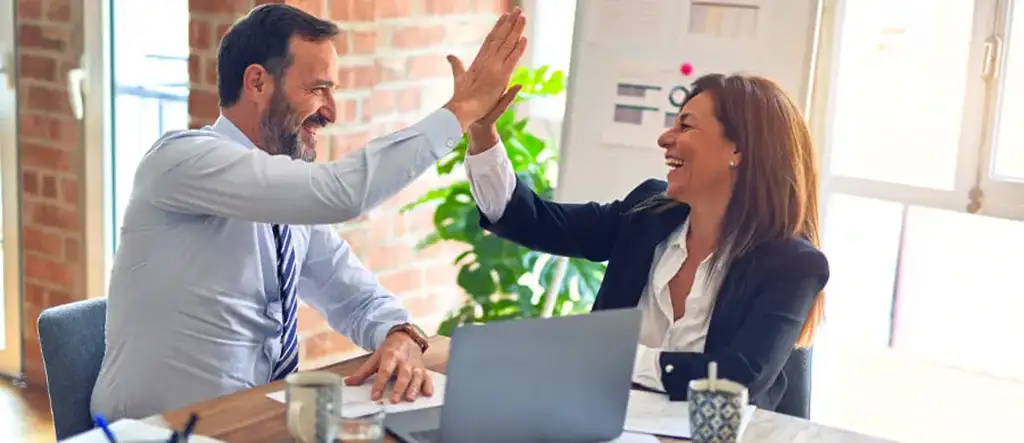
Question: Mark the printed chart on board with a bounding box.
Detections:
[570,0,819,150]
[558,0,819,202]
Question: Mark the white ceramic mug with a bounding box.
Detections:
[285,371,343,443]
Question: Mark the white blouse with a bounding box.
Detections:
[465,142,726,392]
[631,216,725,391]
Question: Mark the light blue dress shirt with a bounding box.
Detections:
[90,108,462,420]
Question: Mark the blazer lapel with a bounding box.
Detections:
[642,204,691,254]
[705,245,763,349]
[601,204,690,310]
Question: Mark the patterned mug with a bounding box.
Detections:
[286,371,343,443]
[688,362,749,443]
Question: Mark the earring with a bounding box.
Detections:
[729,160,736,168]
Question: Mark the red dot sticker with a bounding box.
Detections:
[679,62,694,76]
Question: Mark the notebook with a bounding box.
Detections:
[59,418,224,443]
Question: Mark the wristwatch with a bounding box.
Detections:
[388,322,430,353]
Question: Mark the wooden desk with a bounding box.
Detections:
[153,336,891,442]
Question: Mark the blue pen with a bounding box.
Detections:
[92,414,117,443]
[168,413,199,443]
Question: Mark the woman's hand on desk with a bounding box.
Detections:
[344,332,433,404]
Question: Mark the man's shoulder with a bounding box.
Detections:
[136,127,240,175]
[144,127,230,158]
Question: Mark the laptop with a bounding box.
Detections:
[385,308,642,443]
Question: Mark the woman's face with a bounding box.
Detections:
[657,92,739,203]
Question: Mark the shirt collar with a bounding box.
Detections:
[211,115,258,150]
[668,216,690,250]
[669,217,733,268]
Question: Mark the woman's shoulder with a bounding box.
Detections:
[749,236,830,279]
[621,179,669,207]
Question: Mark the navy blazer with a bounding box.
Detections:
[479,178,830,412]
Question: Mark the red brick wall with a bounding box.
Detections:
[11,0,506,388]
[16,0,86,387]
[188,0,508,368]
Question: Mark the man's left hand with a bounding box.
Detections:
[345,332,433,403]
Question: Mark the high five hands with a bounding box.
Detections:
[444,8,528,132]
[342,10,528,407]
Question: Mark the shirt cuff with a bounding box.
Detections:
[465,140,515,223]
[632,344,666,392]
[464,140,509,166]
[372,318,411,351]
[411,107,464,159]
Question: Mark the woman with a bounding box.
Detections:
[463,73,829,415]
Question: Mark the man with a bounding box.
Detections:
[91,4,527,420]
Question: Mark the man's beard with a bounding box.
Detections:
[258,88,317,162]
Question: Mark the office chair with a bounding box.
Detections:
[37,298,107,440]
[776,347,813,419]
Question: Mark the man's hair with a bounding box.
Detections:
[217,4,339,108]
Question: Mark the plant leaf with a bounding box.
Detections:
[405,65,607,335]
[400,186,451,213]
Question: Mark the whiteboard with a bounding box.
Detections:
[556,0,822,203]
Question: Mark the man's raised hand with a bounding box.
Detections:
[443,8,527,132]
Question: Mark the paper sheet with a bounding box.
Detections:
[59,418,224,442]
[687,1,761,40]
[602,66,681,149]
[623,389,757,439]
[267,370,447,418]
[585,0,674,45]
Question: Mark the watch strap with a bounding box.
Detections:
[388,323,429,352]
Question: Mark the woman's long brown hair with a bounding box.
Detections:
[646,73,824,348]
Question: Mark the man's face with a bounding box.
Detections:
[258,36,338,162]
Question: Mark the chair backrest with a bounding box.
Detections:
[775,347,813,419]
[37,298,107,440]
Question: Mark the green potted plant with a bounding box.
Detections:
[401,65,606,336]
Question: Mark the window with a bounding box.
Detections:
[827,0,977,191]
[818,0,998,350]
[812,0,1024,439]
[819,193,903,348]
[108,0,190,252]
[83,0,190,293]
[981,0,1024,210]
[990,2,1024,180]
[0,0,19,374]
[818,0,1024,374]
[893,206,1024,380]
[525,0,577,121]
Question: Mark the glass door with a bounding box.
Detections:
[0,0,23,377]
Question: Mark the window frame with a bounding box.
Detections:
[0,0,23,377]
[811,0,1023,352]
[813,0,1007,221]
[83,0,192,299]
[977,0,1024,218]
[82,0,114,300]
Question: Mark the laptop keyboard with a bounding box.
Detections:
[409,428,443,443]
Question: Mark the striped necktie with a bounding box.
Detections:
[271,224,299,381]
